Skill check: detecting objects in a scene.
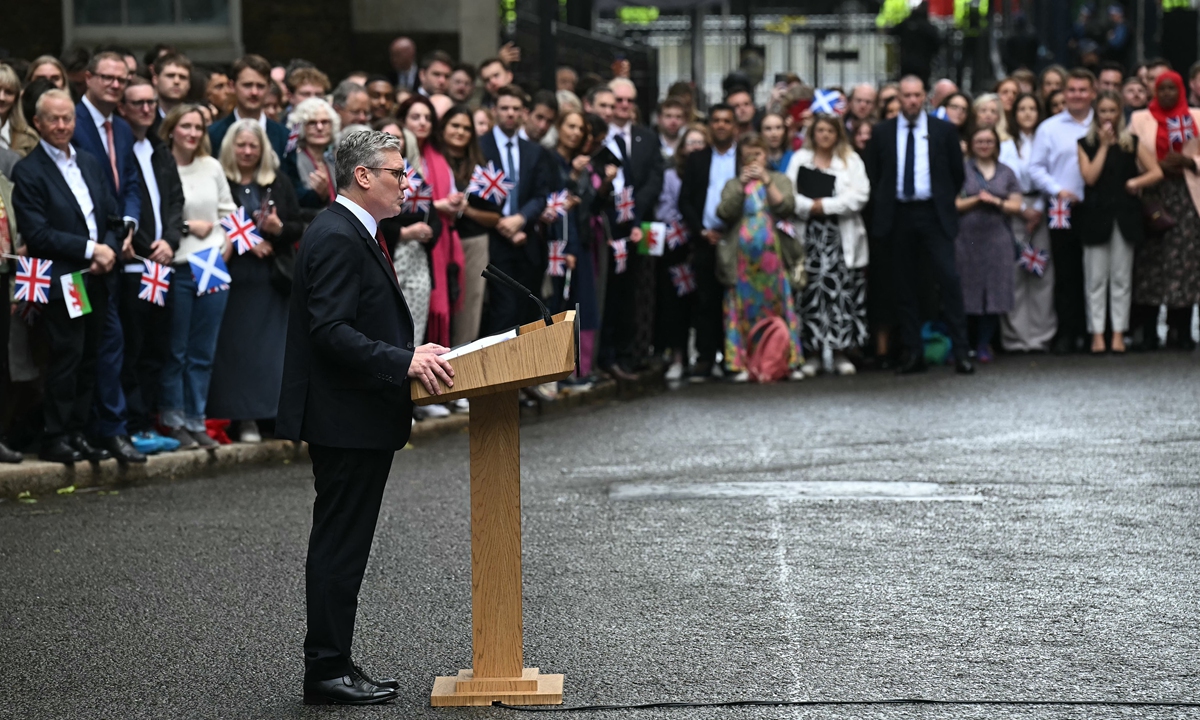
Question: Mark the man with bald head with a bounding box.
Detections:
[930,78,959,108]
[846,83,878,128]
[390,36,417,91]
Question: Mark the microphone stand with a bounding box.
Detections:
[482,264,554,326]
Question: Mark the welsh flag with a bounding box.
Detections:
[638,222,666,257]
[61,272,92,318]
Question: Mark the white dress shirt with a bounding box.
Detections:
[703,143,738,231]
[233,108,268,131]
[492,125,521,214]
[606,122,633,193]
[1028,109,1093,200]
[40,140,97,259]
[133,138,162,240]
[999,133,1044,211]
[895,112,932,201]
[336,194,378,239]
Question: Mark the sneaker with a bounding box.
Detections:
[801,363,819,378]
[664,361,684,381]
[167,426,198,449]
[730,370,750,383]
[145,430,181,453]
[450,398,470,413]
[833,356,857,375]
[129,432,161,455]
[789,369,807,381]
[191,429,218,448]
[423,403,451,419]
[238,420,262,444]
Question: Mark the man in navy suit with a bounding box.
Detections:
[864,75,974,375]
[12,90,122,464]
[72,51,146,463]
[208,54,289,161]
[478,84,552,334]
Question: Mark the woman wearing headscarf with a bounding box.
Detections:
[1128,71,1200,350]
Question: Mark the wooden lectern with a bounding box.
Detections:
[413,310,577,707]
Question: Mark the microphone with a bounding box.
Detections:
[482,264,553,326]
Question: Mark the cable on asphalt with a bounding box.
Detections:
[494,697,1200,712]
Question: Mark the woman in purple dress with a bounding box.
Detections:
[955,127,1023,363]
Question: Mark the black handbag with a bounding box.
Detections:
[1142,192,1176,236]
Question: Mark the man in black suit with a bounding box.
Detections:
[478,84,551,334]
[208,55,290,161]
[276,129,454,706]
[864,75,974,375]
[678,103,738,382]
[11,89,121,464]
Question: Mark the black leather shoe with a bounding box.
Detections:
[955,357,976,375]
[42,436,83,464]
[303,673,398,705]
[69,432,111,462]
[353,664,399,690]
[895,355,927,374]
[0,440,22,464]
[103,435,147,464]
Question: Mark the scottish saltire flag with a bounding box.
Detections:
[546,190,569,218]
[775,219,797,238]
[811,89,846,116]
[13,256,52,304]
[609,239,628,274]
[1018,244,1049,278]
[61,272,92,318]
[138,260,172,306]
[1048,198,1071,230]
[404,171,433,213]
[665,220,688,250]
[220,206,264,255]
[669,263,696,296]
[467,162,513,205]
[189,246,231,296]
[547,240,567,277]
[615,186,636,223]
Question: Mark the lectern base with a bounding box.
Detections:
[430,667,564,707]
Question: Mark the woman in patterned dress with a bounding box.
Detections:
[715,134,803,382]
[785,115,871,376]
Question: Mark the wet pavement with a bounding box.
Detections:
[2,353,1199,720]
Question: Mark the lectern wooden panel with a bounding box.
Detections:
[419,311,575,707]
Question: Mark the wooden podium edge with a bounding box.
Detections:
[430,669,564,707]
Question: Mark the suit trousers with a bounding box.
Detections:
[891,202,969,359]
[120,269,172,434]
[690,240,724,366]
[482,252,541,336]
[1049,226,1087,344]
[91,274,128,437]
[598,251,634,368]
[304,443,396,681]
[43,275,109,438]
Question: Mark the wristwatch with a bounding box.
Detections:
[181,221,191,236]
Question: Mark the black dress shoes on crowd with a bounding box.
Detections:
[303,669,398,705]
[955,357,976,375]
[69,432,111,462]
[103,435,147,464]
[895,355,927,375]
[0,441,22,464]
[42,436,84,464]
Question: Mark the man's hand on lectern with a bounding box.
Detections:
[409,343,455,395]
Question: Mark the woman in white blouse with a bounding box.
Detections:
[158,104,236,449]
[998,92,1057,353]
[785,115,871,376]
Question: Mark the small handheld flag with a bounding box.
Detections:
[285,124,301,155]
[547,240,568,277]
[1018,243,1049,278]
[220,206,264,255]
[609,239,628,274]
[1048,198,1071,230]
[669,263,696,296]
[546,190,569,218]
[404,171,433,213]
[665,221,688,250]
[775,219,797,238]
[467,162,514,205]
[615,186,636,224]
[61,272,92,318]
[14,256,53,304]
[644,222,666,257]
[188,246,231,296]
[138,260,172,306]
[811,88,846,116]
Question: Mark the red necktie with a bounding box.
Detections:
[376,229,398,282]
[104,120,120,192]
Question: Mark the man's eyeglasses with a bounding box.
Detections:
[365,166,406,181]
[95,73,129,87]
[614,97,635,104]
[124,99,157,109]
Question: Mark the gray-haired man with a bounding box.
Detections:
[277,130,455,705]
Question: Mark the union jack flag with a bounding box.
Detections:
[1167,115,1196,148]
[668,263,696,296]
[138,260,172,306]
[547,240,567,277]
[666,220,688,250]
[776,219,797,238]
[615,186,636,223]
[404,171,433,213]
[13,256,52,304]
[220,206,264,255]
[811,88,846,116]
[1048,197,1071,230]
[1018,244,1049,278]
[609,239,628,274]
[467,161,513,205]
[285,124,300,155]
[546,190,569,218]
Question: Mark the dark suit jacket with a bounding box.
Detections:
[612,123,664,227]
[480,129,551,266]
[864,114,965,240]
[11,143,120,298]
[73,101,141,224]
[132,134,185,256]
[276,201,417,450]
[209,113,290,165]
[678,147,713,237]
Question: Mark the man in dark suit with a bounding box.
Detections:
[864,75,974,375]
[479,84,552,334]
[12,90,121,464]
[72,50,146,463]
[208,54,290,161]
[678,103,738,382]
[277,130,454,706]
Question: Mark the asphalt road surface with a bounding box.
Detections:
[2,354,1199,720]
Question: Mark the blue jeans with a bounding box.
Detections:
[160,268,229,432]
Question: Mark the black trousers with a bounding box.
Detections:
[481,252,542,336]
[689,240,724,366]
[42,276,108,438]
[304,443,395,681]
[598,249,635,368]
[1049,227,1087,345]
[119,270,172,434]
[891,202,968,359]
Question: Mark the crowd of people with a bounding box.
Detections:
[0,35,1198,466]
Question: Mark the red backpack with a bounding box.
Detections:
[747,315,792,383]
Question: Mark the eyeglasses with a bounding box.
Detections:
[614,97,635,104]
[124,99,157,108]
[948,104,969,112]
[306,119,332,127]
[95,73,129,87]
[365,166,406,181]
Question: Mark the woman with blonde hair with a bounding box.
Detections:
[159,104,235,448]
[0,64,38,156]
[208,119,304,441]
[969,93,1011,141]
[284,96,340,223]
[25,56,67,89]
[786,114,871,376]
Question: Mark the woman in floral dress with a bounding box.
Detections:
[715,134,804,382]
